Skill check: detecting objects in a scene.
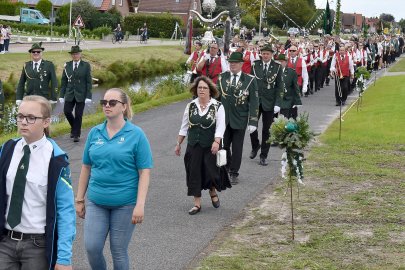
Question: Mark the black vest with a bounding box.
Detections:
[187,102,219,148]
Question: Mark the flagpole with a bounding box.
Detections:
[69,0,72,38]
[259,0,263,37]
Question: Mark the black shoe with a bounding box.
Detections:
[335,103,340,106]
[249,145,260,159]
[188,205,201,215]
[270,142,279,147]
[342,101,346,105]
[210,194,220,208]
[259,158,268,166]
[304,94,309,97]
[230,174,239,185]
[70,133,74,138]
[73,136,80,142]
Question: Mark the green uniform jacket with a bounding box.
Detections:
[16,60,58,101]
[251,59,283,111]
[0,80,4,118]
[217,71,259,130]
[60,61,92,102]
[279,67,302,109]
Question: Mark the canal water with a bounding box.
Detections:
[0,73,191,134]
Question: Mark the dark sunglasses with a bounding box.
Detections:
[31,51,42,54]
[100,99,125,107]
[289,50,297,52]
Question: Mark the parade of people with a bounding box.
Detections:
[0,0,404,268]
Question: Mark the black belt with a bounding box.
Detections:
[3,229,45,241]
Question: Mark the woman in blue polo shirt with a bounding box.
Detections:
[75,88,153,270]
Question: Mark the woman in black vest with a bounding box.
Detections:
[175,76,231,215]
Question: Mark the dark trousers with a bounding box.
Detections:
[4,39,10,51]
[335,76,350,104]
[0,234,48,270]
[308,67,315,94]
[314,65,322,90]
[280,107,298,120]
[250,105,274,160]
[320,64,328,87]
[64,98,85,137]
[190,73,200,84]
[223,125,246,177]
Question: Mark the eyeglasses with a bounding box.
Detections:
[16,114,46,124]
[100,99,125,107]
[31,51,42,54]
[289,50,297,52]
[197,86,209,90]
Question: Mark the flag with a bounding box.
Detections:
[323,0,332,35]
[224,17,232,56]
[184,16,193,55]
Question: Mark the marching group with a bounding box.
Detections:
[1,30,404,270]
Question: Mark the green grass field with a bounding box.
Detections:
[196,76,405,269]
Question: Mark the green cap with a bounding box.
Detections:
[28,42,45,53]
[227,52,244,62]
[68,45,82,54]
[261,43,274,52]
[277,53,287,61]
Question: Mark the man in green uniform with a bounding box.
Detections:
[217,52,259,184]
[59,46,92,142]
[0,79,4,119]
[16,42,58,105]
[277,54,302,119]
[250,44,283,166]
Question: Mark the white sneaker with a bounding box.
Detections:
[0,51,5,54]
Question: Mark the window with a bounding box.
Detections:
[193,1,197,9]
[119,0,123,6]
[112,0,115,5]
[175,0,179,2]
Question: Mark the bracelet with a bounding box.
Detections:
[213,141,220,145]
[75,198,85,203]
[176,141,181,146]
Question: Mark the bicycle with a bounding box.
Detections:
[112,32,123,44]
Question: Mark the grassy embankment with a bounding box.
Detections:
[196,75,405,269]
[389,56,405,72]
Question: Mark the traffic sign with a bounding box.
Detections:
[73,15,85,28]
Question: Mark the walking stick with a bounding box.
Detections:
[334,72,343,140]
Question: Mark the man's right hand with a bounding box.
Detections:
[59,98,65,103]
[16,100,22,106]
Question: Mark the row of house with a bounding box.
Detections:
[8,0,202,25]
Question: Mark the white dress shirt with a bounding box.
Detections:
[330,54,354,76]
[290,56,309,91]
[5,135,53,233]
[179,98,226,139]
[73,60,81,70]
[32,59,42,71]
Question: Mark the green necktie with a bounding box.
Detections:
[7,145,31,229]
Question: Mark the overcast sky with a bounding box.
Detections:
[314,0,405,21]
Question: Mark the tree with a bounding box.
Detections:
[71,0,98,29]
[36,0,52,17]
[266,0,316,29]
[399,19,405,32]
[214,0,238,18]
[323,0,332,35]
[241,14,257,29]
[334,0,341,34]
[379,13,395,22]
[56,3,70,25]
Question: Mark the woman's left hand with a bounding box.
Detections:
[211,141,219,155]
[132,204,145,224]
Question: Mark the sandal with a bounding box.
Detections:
[188,205,201,215]
[210,194,220,208]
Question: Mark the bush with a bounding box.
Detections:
[0,21,70,36]
[123,13,183,38]
[91,11,120,29]
[56,4,70,25]
[91,26,111,39]
[36,0,52,18]
[241,14,258,29]
[0,1,16,16]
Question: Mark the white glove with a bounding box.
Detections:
[274,105,281,113]
[16,100,22,106]
[49,100,57,104]
[59,98,65,103]
[85,98,92,104]
[247,125,257,134]
[292,105,302,108]
[302,86,308,93]
[204,54,211,60]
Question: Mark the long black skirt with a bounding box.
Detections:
[184,143,231,197]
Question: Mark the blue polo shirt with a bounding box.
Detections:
[82,120,153,206]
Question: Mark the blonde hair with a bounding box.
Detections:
[22,95,52,137]
[106,88,133,119]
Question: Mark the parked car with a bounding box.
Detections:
[287,27,300,37]
[0,8,49,25]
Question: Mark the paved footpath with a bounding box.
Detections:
[53,67,389,269]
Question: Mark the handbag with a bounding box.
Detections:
[216,140,227,167]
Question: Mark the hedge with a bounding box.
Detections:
[0,21,111,39]
[123,13,183,38]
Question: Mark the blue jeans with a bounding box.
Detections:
[84,200,136,270]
